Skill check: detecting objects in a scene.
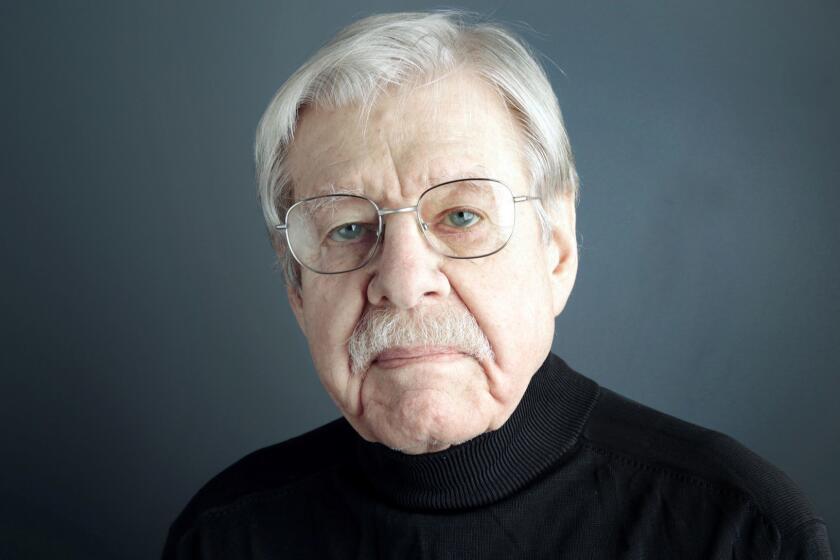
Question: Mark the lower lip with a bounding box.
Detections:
[373,351,466,370]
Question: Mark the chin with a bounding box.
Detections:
[363,393,491,454]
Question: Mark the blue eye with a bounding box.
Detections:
[445,210,480,228]
[329,223,366,241]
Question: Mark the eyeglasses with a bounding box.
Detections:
[274,178,540,274]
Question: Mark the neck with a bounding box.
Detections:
[351,352,600,510]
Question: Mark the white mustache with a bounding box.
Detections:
[347,306,494,376]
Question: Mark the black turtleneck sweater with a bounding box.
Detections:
[162,354,832,559]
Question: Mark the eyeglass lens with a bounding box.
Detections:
[285,179,516,274]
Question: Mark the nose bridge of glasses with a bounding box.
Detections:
[378,205,429,231]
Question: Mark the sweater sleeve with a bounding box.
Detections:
[778,520,834,560]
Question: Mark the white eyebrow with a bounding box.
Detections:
[305,183,366,198]
[303,166,495,199]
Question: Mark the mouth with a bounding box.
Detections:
[372,346,467,369]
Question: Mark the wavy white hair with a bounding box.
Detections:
[255,10,579,289]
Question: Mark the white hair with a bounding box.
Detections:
[255,10,580,289]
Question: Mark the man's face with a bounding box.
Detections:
[284,72,578,454]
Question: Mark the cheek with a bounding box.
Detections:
[300,274,368,411]
[447,240,555,373]
[477,272,551,352]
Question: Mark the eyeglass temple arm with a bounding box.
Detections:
[513,195,541,203]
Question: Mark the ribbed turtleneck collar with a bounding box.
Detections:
[352,353,600,511]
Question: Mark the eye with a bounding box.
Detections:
[444,209,481,228]
[328,223,368,242]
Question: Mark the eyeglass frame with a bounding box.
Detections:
[273,177,541,275]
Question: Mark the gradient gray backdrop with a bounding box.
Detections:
[2,1,838,558]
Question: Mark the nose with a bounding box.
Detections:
[366,212,450,309]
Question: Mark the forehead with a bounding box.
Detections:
[285,72,528,200]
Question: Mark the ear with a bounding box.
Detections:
[287,284,307,336]
[545,196,579,317]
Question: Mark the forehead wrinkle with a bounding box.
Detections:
[291,72,528,204]
[290,100,378,189]
[427,164,492,185]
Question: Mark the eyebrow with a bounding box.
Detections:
[306,183,366,198]
[303,167,496,199]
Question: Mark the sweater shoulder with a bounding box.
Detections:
[581,386,823,538]
[163,418,355,551]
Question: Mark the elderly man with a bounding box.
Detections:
[163,11,832,559]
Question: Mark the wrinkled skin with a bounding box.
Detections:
[284,72,578,454]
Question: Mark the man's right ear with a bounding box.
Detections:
[286,285,306,336]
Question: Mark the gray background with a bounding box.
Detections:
[2,1,837,558]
